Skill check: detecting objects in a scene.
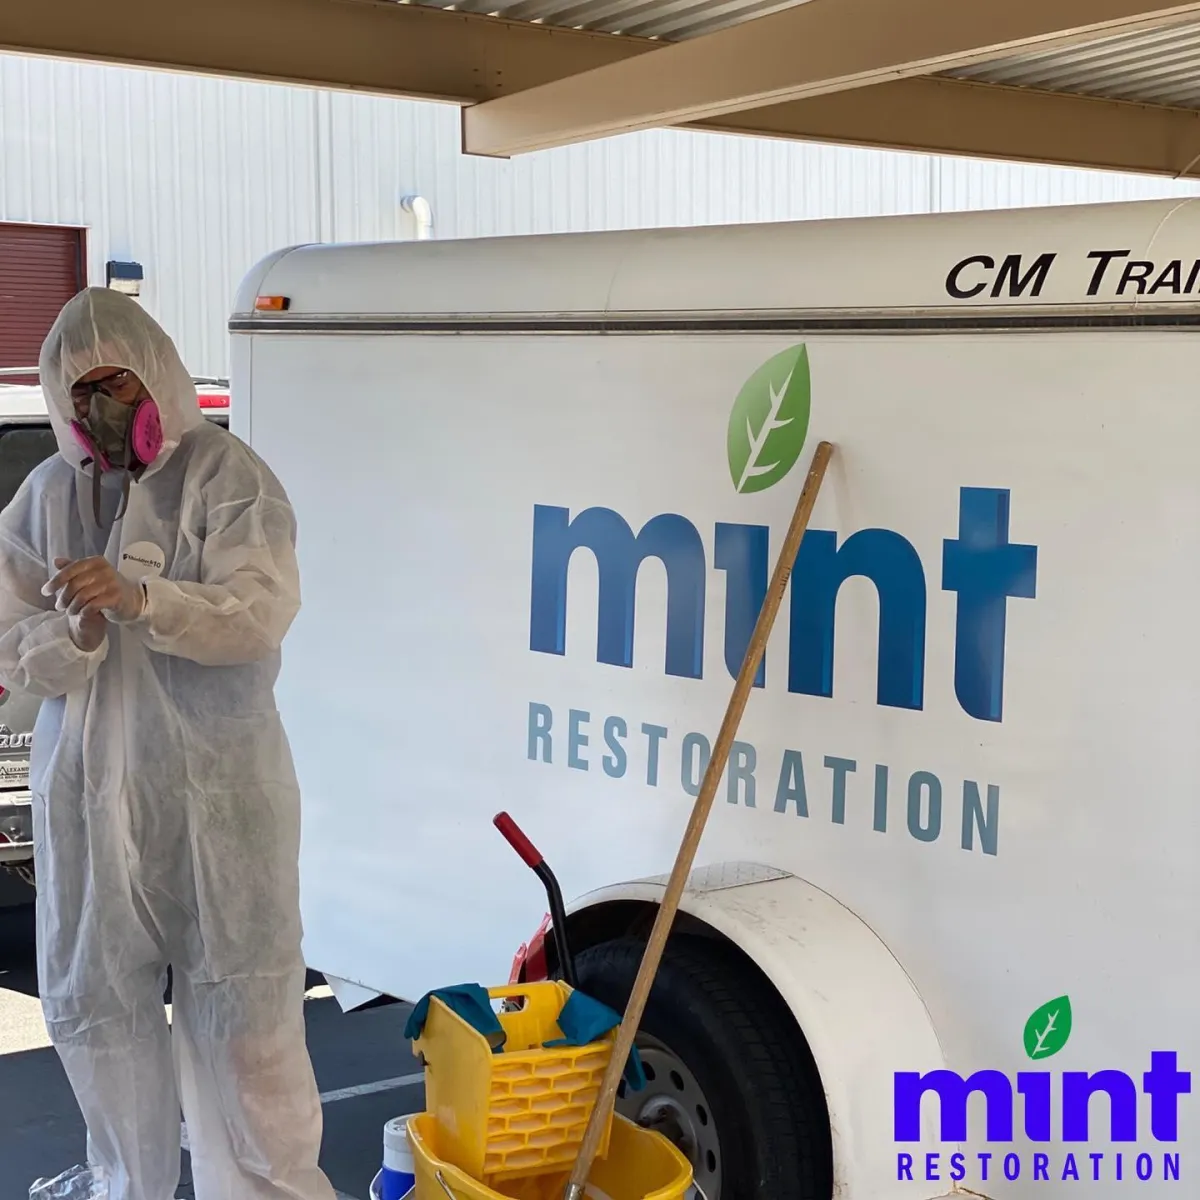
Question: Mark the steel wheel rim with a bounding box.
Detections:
[616,1031,722,1200]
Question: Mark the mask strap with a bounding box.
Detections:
[91,456,104,529]
[81,414,141,529]
[112,422,135,524]
[115,470,133,524]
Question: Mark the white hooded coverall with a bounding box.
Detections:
[0,289,336,1200]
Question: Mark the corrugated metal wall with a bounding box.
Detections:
[3,50,1200,376]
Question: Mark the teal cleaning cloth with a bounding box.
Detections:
[404,984,506,1051]
[404,983,646,1089]
[544,989,647,1092]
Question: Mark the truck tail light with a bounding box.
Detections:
[508,942,528,985]
[512,913,552,984]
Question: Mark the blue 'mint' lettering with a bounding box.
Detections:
[942,487,1038,722]
[894,1069,1013,1141]
[528,505,706,678]
[897,1056,1191,1145]
[1018,1073,1052,1141]
[715,522,768,687]
[789,528,927,709]
[1145,1052,1192,1140]
[529,488,1038,722]
[1062,1071,1138,1141]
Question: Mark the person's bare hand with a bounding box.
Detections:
[68,610,108,653]
[43,556,145,622]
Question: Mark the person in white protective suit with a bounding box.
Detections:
[0,287,337,1200]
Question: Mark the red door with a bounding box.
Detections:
[0,223,86,386]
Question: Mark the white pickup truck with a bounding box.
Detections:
[0,373,229,887]
[230,197,1196,1200]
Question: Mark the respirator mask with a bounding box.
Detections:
[69,369,164,527]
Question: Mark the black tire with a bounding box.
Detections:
[573,934,833,1200]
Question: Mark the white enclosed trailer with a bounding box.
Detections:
[229,199,1198,1200]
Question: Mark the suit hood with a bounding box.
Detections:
[38,287,204,476]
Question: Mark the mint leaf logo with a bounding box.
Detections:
[727,344,811,494]
[1023,995,1073,1060]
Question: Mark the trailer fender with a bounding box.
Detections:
[563,864,953,1200]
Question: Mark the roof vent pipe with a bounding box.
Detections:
[401,195,434,240]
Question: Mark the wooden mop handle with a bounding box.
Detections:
[563,441,835,1200]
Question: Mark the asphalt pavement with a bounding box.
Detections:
[0,893,425,1200]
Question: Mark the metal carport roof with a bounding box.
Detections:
[6,0,1200,177]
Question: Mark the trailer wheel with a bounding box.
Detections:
[573,934,833,1200]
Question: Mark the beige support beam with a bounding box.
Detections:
[693,76,1200,180]
[9,0,1200,184]
[462,0,1200,157]
[0,0,655,105]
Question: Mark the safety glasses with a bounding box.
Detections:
[70,368,142,406]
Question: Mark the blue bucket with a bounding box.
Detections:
[370,1114,417,1200]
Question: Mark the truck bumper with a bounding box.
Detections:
[0,791,33,864]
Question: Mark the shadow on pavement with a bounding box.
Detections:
[0,880,415,1200]
[0,894,37,1000]
[1,1042,89,1200]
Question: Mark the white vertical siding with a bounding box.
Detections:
[0,55,322,373]
[3,50,1200,376]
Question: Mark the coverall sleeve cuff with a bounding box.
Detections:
[113,576,183,636]
[69,636,109,663]
[108,580,156,628]
[23,612,109,668]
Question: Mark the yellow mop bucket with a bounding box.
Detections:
[406,1109,694,1200]
[413,981,617,1183]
